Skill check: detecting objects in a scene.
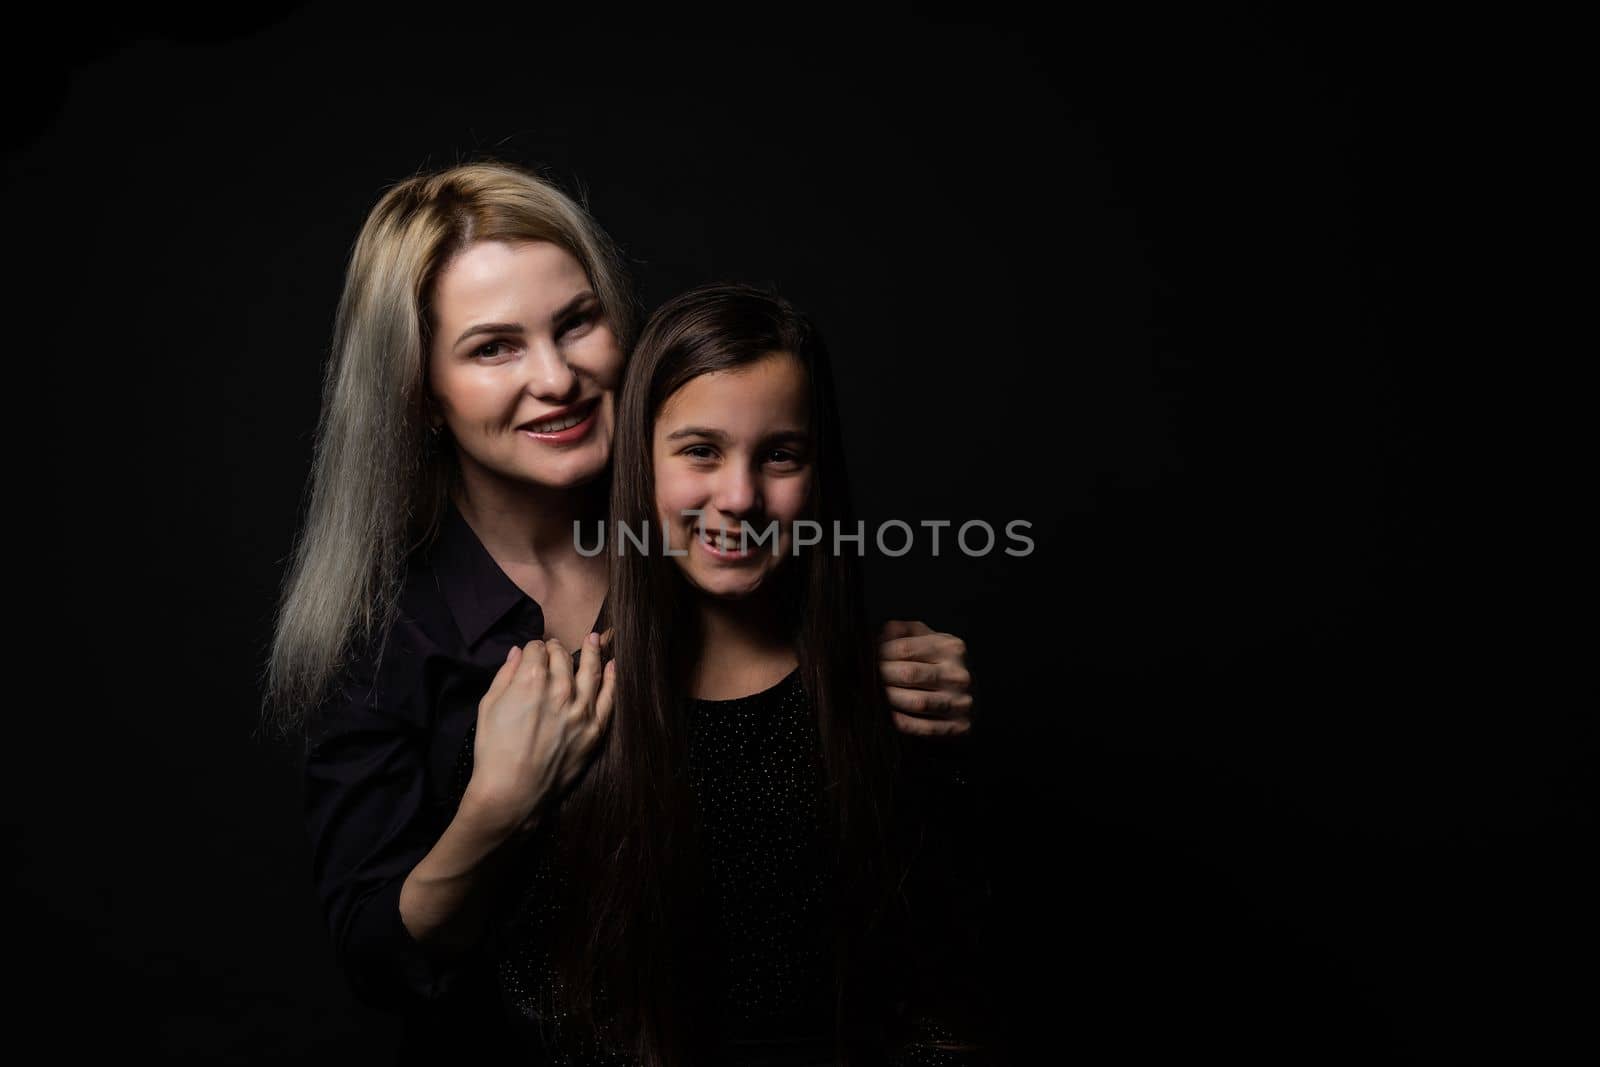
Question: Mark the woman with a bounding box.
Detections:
[268,162,979,1058]
[462,281,985,1065]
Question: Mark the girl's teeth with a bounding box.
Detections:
[701,529,741,550]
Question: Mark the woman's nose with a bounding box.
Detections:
[523,338,578,400]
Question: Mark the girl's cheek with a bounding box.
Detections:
[654,467,695,515]
[775,478,812,520]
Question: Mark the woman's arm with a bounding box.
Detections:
[303,657,493,1007]
[304,635,613,1007]
[394,794,529,957]
[878,620,976,736]
[885,725,996,1063]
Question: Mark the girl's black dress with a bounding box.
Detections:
[455,667,985,1066]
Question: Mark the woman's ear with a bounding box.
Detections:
[423,393,445,430]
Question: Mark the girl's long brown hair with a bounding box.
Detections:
[550,283,911,1065]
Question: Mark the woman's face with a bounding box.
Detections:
[427,239,623,493]
[652,353,813,601]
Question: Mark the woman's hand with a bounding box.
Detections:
[462,632,616,838]
[878,620,975,737]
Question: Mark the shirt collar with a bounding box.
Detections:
[429,500,543,649]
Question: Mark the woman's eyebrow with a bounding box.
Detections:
[454,321,524,347]
[553,290,598,320]
[452,292,598,348]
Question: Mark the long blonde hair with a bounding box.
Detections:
[263,161,635,735]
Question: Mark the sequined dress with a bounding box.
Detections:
[449,667,980,1066]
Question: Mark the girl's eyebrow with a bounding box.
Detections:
[664,427,811,443]
[665,426,728,442]
[762,430,811,445]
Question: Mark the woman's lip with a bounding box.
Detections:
[694,527,760,562]
[518,399,599,444]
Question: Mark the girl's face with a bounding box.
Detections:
[427,240,623,493]
[652,353,813,601]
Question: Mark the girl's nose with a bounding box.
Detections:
[712,465,761,517]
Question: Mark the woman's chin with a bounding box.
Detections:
[514,451,610,491]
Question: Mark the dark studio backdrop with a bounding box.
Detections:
[8,5,1588,1062]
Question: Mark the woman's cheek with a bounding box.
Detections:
[584,327,626,388]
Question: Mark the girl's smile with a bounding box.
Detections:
[693,523,763,562]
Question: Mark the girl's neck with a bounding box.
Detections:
[690,588,798,701]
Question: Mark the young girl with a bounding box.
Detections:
[473,283,987,1065]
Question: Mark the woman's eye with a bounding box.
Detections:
[558,310,597,339]
[473,340,510,359]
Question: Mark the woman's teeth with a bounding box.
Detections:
[525,402,592,433]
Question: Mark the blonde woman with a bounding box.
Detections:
[267,161,978,1060]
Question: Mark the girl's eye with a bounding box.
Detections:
[765,449,802,467]
[683,445,717,460]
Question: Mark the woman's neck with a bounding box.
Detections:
[690,588,798,700]
[449,465,611,642]
[451,462,607,568]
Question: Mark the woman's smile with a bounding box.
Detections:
[519,396,601,444]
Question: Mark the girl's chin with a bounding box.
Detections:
[677,566,770,600]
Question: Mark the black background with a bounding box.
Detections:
[8,5,1587,1062]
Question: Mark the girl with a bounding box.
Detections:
[472,283,987,1065]
[274,162,978,1060]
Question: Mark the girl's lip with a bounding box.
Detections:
[694,526,760,562]
[518,399,599,444]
